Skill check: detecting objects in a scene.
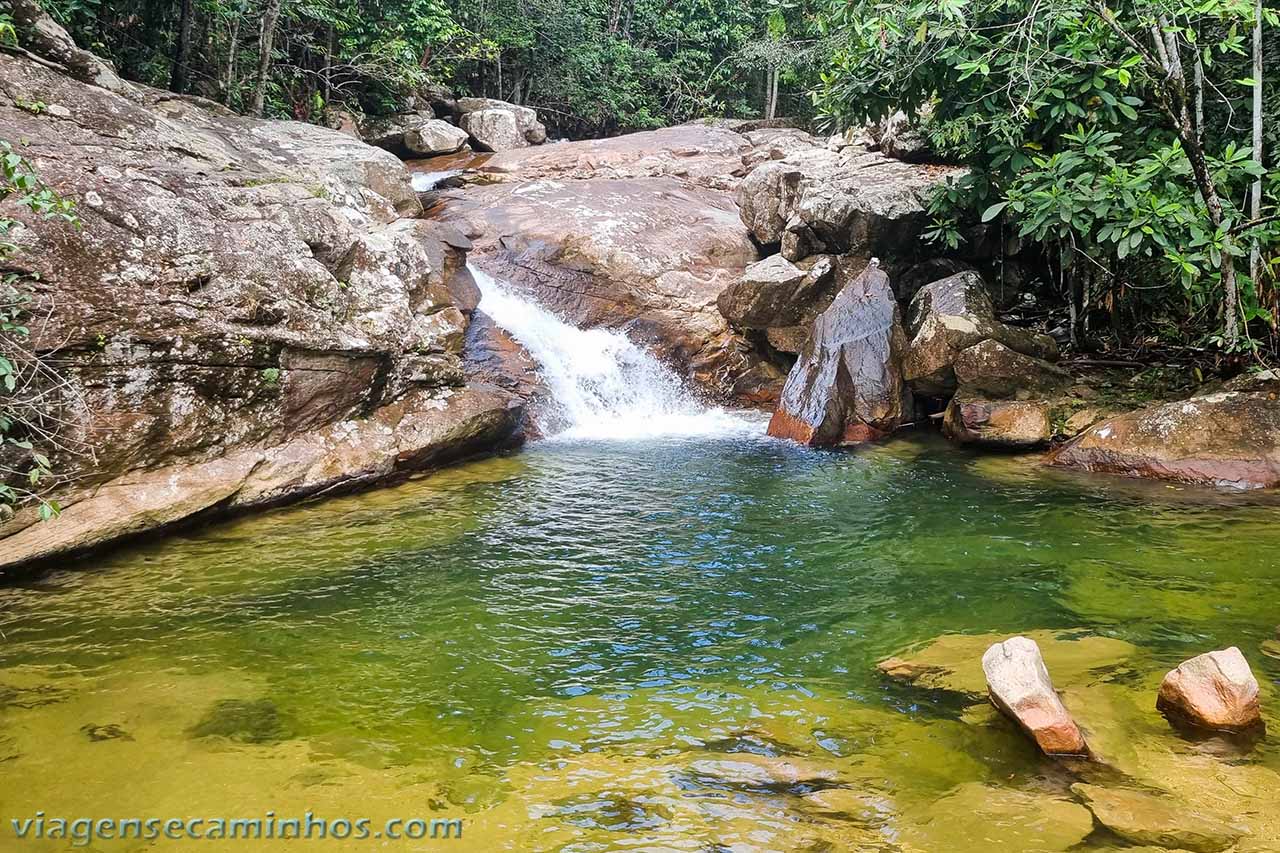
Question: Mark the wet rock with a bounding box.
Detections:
[766,265,911,446]
[456,97,546,150]
[716,253,836,329]
[904,271,1058,397]
[1071,784,1244,852]
[953,339,1071,399]
[1064,407,1103,435]
[686,754,837,793]
[901,782,1094,852]
[1157,647,1263,733]
[944,396,1052,449]
[188,699,296,744]
[1048,387,1280,489]
[80,723,133,742]
[735,146,966,263]
[982,636,1088,755]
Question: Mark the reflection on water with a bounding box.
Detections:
[1,432,1278,851]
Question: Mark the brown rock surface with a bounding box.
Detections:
[944,396,1053,448]
[1156,647,1263,733]
[766,265,911,446]
[952,339,1071,399]
[1071,784,1245,853]
[1048,387,1280,489]
[982,636,1088,756]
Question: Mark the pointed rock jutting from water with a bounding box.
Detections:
[766,263,911,446]
[1157,647,1263,733]
[981,636,1088,756]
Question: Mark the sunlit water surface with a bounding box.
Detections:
[2,433,1279,851]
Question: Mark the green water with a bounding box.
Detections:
[2,432,1279,851]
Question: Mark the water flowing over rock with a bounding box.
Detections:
[904,271,1059,397]
[1156,647,1263,733]
[981,636,1088,756]
[766,265,911,446]
[1048,383,1280,489]
[0,47,533,571]
[437,124,788,405]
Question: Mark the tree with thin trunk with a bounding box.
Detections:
[170,0,196,93]
[251,0,285,117]
[1249,0,1263,291]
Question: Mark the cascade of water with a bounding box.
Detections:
[410,170,461,192]
[472,267,762,441]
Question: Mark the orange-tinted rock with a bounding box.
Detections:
[1157,647,1263,733]
[766,265,911,446]
[1048,385,1280,489]
[944,396,1052,449]
[982,636,1087,756]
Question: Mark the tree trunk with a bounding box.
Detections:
[767,66,780,119]
[250,0,284,117]
[223,10,242,105]
[170,0,196,93]
[1249,0,1263,289]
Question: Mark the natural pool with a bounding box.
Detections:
[1,431,1278,851]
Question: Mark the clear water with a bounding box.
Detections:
[2,434,1280,851]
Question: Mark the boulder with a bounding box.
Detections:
[1156,647,1263,733]
[456,97,546,150]
[0,45,534,571]
[981,636,1087,756]
[766,265,911,446]
[361,109,438,154]
[735,144,966,263]
[1071,784,1244,853]
[944,396,1052,449]
[404,119,469,156]
[953,339,1071,399]
[1048,386,1280,489]
[717,254,836,329]
[904,271,1058,397]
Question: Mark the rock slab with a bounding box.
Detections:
[766,265,911,446]
[982,636,1088,755]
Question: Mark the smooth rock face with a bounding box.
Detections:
[361,109,437,154]
[438,124,790,405]
[904,271,1058,397]
[766,266,911,446]
[981,636,1087,755]
[1071,784,1245,853]
[1157,647,1263,732]
[944,396,1052,448]
[0,49,533,570]
[1048,386,1280,489]
[735,147,966,263]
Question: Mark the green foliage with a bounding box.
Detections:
[814,0,1279,352]
[0,143,78,518]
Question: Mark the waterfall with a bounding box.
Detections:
[411,170,461,192]
[472,268,762,441]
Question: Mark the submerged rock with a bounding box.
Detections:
[766,265,911,446]
[944,396,1053,449]
[982,636,1088,756]
[900,782,1095,852]
[1071,784,1245,852]
[1048,386,1280,489]
[188,699,295,744]
[1157,647,1263,733]
[903,271,1058,397]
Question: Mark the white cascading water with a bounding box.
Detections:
[473,267,762,441]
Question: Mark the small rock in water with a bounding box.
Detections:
[1071,783,1244,853]
[982,636,1088,756]
[1156,647,1263,733]
[187,698,295,744]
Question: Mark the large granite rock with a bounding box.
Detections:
[716,254,836,329]
[437,125,790,405]
[1157,647,1263,733]
[904,271,1058,397]
[953,339,1071,399]
[982,636,1088,756]
[1071,784,1245,853]
[456,97,547,151]
[766,265,911,445]
[0,32,531,571]
[735,144,966,262]
[361,109,469,156]
[1048,383,1280,489]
